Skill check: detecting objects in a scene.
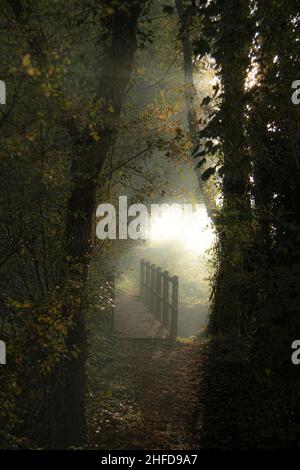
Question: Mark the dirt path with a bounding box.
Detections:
[87,337,201,450]
[128,339,202,449]
[114,293,168,338]
[87,292,201,449]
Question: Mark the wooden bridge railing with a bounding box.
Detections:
[140,259,178,338]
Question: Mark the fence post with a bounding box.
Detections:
[150,264,156,314]
[170,275,179,338]
[145,261,150,309]
[140,259,145,300]
[155,267,162,321]
[162,271,169,329]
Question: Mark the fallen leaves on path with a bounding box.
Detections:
[87,337,202,450]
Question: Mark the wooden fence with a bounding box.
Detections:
[140,259,179,338]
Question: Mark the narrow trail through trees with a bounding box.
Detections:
[87,295,201,449]
[114,294,168,338]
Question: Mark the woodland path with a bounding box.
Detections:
[114,293,169,338]
[87,292,202,449]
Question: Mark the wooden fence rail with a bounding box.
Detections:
[140,259,178,338]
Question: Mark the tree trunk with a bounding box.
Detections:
[59,2,145,447]
[217,0,251,205]
[205,0,252,334]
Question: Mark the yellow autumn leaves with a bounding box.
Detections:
[22,53,40,77]
[91,131,101,142]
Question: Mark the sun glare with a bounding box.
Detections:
[149,205,215,255]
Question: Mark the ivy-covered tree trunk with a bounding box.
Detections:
[59,2,145,447]
[198,0,252,334]
[247,0,300,435]
[217,1,251,203]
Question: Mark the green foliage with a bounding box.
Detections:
[195,0,300,447]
